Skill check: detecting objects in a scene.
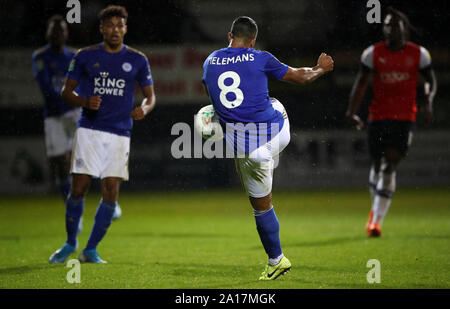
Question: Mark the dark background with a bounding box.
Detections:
[0,0,448,191]
[1,0,449,135]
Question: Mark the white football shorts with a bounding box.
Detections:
[234,98,290,198]
[70,127,130,181]
[44,108,81,157]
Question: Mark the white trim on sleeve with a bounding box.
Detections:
[361,45,374,69]
[419,46,432,69]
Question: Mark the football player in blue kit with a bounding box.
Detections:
[49,5,156,264]
[34,15,122,240]
[202,16,334,280]
[32,16,80,211]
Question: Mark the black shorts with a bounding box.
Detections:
[367,120,415,160]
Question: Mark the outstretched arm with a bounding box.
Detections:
[419,66,437,126]
[130,85,156,120]
[281,53,334,84]
[346,65,371,130]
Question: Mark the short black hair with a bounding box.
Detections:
[47,14,66,27]
[230,16,258,43]
[98,5,128,23]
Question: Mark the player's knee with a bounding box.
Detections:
[102,184,119,202]
[385,148,403,163]
[70,174,91,197]
[70,185,88,198]
[382,156,399,173]
[250,193,272,211]
[70,181,88,198]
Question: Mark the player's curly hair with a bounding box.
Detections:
[98,5,128,23]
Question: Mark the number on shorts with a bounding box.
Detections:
[218,71,244,108]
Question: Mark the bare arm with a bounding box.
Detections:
[61,78,101,109]
[130,85,156,120]
[281,53,334,84]
[419,66,437,126]
[346,64,371,130]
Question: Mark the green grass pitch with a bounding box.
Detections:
[0,188,449,289]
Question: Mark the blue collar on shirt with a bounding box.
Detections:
[99,42,127,55]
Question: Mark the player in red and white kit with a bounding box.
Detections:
[346,7,437,237]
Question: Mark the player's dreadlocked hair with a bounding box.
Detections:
[385,7,417,39]
[98,5,128,23]
[230,16,258,43]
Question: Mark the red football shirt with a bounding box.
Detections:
[364,41,425,122]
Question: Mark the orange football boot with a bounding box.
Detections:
[366,210,374,234]
[367,222,382,237]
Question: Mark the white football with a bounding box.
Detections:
[194,105,224,142]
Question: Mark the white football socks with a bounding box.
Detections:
[372,171,396,225]
[268,253,284,266]
[369,166,379,199]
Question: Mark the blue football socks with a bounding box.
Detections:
[85,200,116,250]
[59,181,71,201]
[254,206,282,260]
[58,175,72,201]
[65,194,85,247]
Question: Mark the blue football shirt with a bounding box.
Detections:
[67,42,153,137]
[202,47,288,153]
[32,44,77,118]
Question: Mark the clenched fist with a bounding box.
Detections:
[345,112,364,131]
[130,106,145,120]
[317,53,334,73]
[86,95,102,110]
